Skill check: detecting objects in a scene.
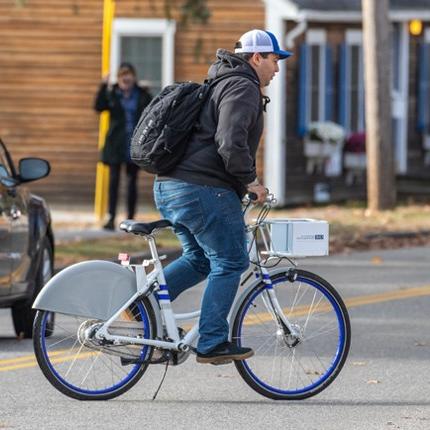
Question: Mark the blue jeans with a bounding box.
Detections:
[153,180,249,353]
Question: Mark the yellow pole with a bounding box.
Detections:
[94,0,115,221]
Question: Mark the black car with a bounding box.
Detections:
[0,138,54,338]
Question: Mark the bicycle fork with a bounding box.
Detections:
[259,269,301,341]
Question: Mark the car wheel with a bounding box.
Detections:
[11,237,54,339]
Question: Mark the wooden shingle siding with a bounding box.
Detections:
[0,0,265,205]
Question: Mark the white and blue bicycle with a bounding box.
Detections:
[32,194,351,401]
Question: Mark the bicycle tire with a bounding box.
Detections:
[33,297,156,401]
[233,269,351,400]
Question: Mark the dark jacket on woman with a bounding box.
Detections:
[163,49,264,198]
[94,83,152,164]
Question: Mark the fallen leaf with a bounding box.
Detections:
[367,379,381,384]
[305,370,323,376]
[414,341,430,347]
[352,361,367,366]
[371,256,383,265]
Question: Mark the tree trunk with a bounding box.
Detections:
[362,0,396,210]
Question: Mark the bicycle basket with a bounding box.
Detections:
[257,218,329,257]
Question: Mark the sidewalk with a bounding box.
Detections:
[50,202,430,255]
[50,203,161,243]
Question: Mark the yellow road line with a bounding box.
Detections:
[0,351,98,372]
[344,285,430,308]
[1,284,430,372]
[243,284,430,325]
[0,349,69,366]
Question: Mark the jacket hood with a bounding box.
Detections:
[207,49,260,85]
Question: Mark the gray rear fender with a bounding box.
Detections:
[33,260,158,324]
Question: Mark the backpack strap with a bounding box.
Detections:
[204,71,260,88]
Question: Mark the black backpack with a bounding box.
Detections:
[130,72,254,175]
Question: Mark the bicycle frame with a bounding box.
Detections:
[95,199,300,351]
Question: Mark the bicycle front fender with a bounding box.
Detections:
[32,260,138,320]
[228,266,292,339]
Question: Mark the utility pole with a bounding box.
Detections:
[94,0,115,221]
[362,0,396,210]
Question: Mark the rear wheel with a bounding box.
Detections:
[12,237,54,338]
[33,298,156,400]
[233,270,351,400]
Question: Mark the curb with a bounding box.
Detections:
[364,230,430,240]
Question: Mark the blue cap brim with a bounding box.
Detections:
[275,49,293,59]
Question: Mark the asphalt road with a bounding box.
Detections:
[1,246,430,430]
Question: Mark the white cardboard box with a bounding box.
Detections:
[267,219,329,257]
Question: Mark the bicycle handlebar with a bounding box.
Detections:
[244,192,277,206]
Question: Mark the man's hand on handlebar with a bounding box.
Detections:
[246,183,268,204]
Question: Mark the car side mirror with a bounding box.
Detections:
[18,158,50,183]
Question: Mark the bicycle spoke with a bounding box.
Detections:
[35,298,153,399]
[46,333,77,350]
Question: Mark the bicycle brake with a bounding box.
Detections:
[286,268,298,282]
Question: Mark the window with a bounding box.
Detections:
[111,19,176,97]
[307,30,327,123]
[392,23,401,92]
[297,30,333,136]
[339,30,365,134]
[418,28,430,135]
[121,36,163,95]
[0,144,12,179]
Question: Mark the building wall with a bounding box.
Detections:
[285,22,364,203]
[284,20,430,204]
[0,0,265,206]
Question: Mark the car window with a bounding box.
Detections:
[0,144,12,178]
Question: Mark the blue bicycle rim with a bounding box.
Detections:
[238,275,347,396]
[40,301,150,396]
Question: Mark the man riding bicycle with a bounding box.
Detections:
[153,29,292,364]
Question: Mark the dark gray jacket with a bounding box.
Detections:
[163,49,264,197]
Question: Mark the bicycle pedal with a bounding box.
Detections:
[210,359,233,366]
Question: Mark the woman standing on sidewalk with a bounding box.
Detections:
[94,62,152,230]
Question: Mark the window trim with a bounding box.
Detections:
[305,29,327,123]
[110,18,176,88]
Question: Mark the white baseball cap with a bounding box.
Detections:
[234,29,292,59]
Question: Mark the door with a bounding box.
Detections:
[0,142,30,297]
[9,187,30,296]
[0,154,12,296]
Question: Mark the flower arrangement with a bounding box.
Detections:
[344,132,366,153]
[307,121,345,144]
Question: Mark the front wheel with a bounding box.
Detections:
[33,298,156,400]
[232,269,351,400]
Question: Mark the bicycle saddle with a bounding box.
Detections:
[119,219,173,235]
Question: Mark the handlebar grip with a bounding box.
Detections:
[248,192,258,201]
